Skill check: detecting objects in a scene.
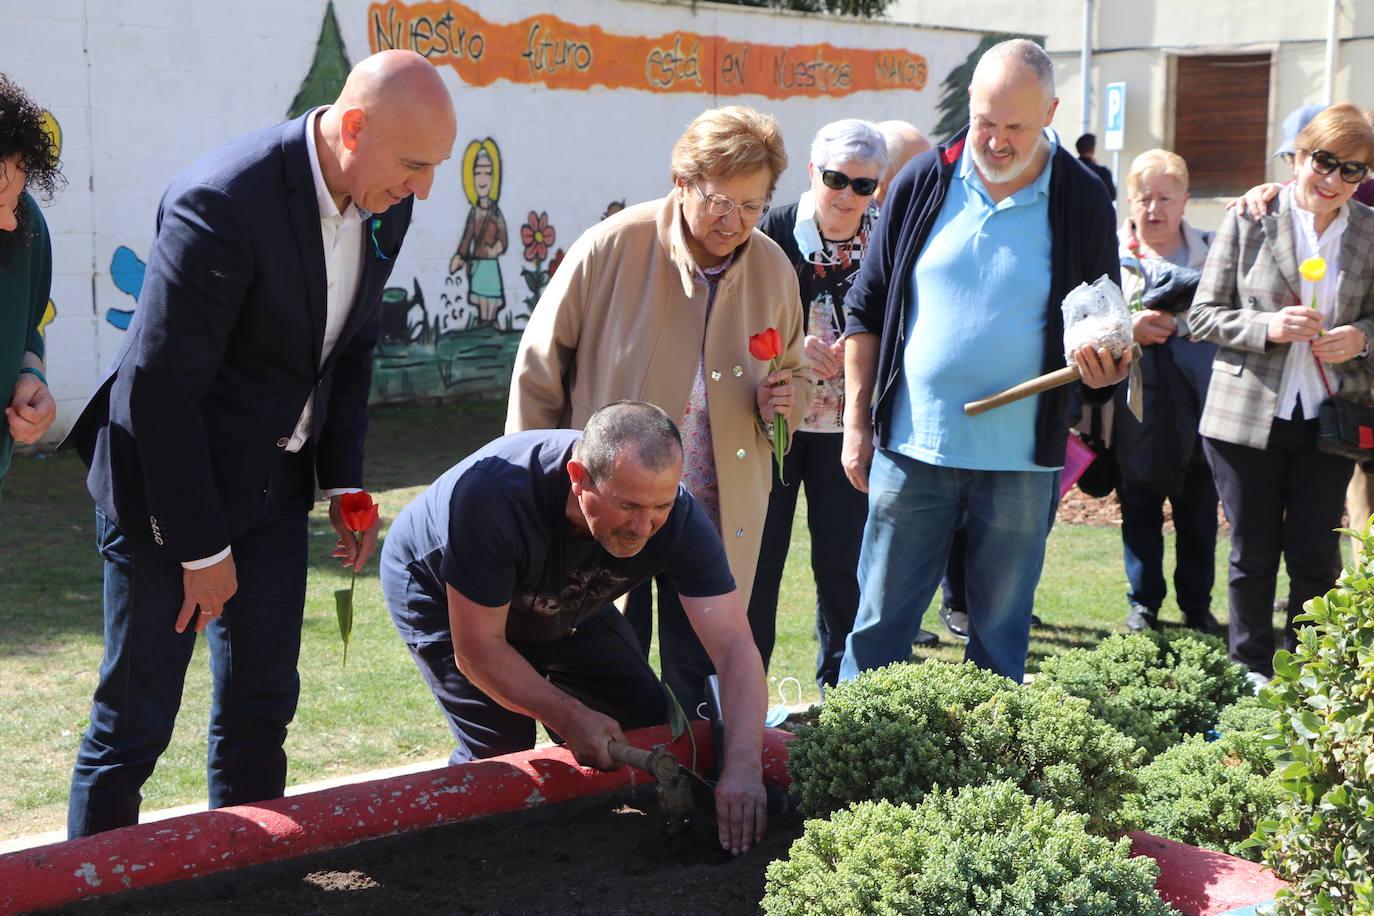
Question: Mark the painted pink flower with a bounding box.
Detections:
[521,211,557,262]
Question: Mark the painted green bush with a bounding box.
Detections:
[1032,630,1248,758]
[762,781,1179,916]
[1124,730,1284,861]
[1254,549,1374,916]
[785,661,1141,829]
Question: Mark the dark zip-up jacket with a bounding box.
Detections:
[843,126,1120,468]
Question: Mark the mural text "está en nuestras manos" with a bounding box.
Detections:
[368,1,929,98]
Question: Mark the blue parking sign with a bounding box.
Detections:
[1105,82,1125,151]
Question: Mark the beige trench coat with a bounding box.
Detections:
[506,192,812,601]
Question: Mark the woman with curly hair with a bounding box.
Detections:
[0,72,62,504]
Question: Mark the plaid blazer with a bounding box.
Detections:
[1189,190,1374,449]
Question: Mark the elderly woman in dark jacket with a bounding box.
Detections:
[1114,149,1220,635]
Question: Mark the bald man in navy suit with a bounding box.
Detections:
[65,50,456,837]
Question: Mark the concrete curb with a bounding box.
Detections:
[0,723,795,914]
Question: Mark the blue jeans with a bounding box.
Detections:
[68,455,310,838]
[840,449,1056,683]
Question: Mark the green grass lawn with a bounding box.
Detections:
[0,397,1289,841]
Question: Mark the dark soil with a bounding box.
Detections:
[51,791,805,916]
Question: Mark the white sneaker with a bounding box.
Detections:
[1245,671,1271,694]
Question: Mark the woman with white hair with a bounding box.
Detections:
[747,118,888,688]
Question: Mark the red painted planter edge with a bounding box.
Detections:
[0,724,1288,916]
[0,723,795,915]
[1127,830,1287,916]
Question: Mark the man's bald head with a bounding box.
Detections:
[966,39,1058,187]
[972,39,1056,102]
[318,50,457,214]
[875,120,932,206]
[336,50,453,124]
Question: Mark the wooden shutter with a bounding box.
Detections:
[1173,54,1271,197]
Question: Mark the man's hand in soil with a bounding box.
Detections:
[679,589,769,854]
[714,763,767,855]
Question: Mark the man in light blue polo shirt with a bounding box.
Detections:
[838,39,1128,683]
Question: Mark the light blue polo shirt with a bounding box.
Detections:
[887,129,1058,471]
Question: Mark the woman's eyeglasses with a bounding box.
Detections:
[1307,149,1370,185]
[692,184,769,218]
[820,169,879,197]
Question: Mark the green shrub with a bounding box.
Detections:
[1253,545,1374,916]
[1124,731,1285,860]
[762,781,1179,916]
[786,661,1141,828]
[1217,695,1278,737]
[1032,630,1248,758]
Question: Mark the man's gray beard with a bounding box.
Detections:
[971,135,1049,184]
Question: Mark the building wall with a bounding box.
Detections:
[886,0,1374,229]
[7,0,993,443]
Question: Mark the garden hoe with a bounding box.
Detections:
[606,739,715,836]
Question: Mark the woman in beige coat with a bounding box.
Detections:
[507,105,812,717]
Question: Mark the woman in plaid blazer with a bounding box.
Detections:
[1189,103,1374,687]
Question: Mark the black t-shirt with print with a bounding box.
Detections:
[386,430,734,645]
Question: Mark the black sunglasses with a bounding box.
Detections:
[1307,149,1370,184]
[820,169,879,196]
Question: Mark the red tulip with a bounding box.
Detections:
[334,490,377,667]
[339,490,379,534]
[748,327,782,362]
[748,327,788,483]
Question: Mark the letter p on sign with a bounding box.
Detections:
[1104,82,1125,151]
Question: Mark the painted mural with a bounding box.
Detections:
[368,1,930,98]
[450,138,508,327]
[88,1,981,408]
[107,246,144,331]
[290,2,352,119]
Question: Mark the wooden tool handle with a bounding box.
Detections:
[608,740,681,782]
[607,739,655,772]
[963,365,1082,416]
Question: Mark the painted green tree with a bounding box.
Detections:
[288,2,351,119]
[933,33,1042,142]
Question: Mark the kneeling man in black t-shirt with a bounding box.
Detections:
[381,400,768,853]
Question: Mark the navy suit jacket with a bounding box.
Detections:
[68,112,411,561]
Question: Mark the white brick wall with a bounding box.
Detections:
[8,0,986,444]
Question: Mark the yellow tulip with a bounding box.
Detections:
[1300,257,1326,283]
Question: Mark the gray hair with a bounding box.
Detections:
[573,401,683,484]
[809,118,890,175]
[976,38,1055,99]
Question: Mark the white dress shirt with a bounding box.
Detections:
[183,107,366,570]
[1276,189,1348,421]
